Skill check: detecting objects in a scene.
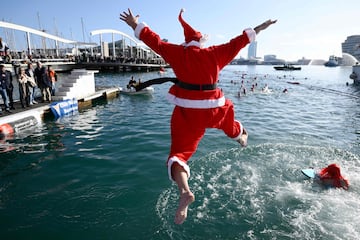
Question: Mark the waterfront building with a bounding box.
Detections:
[248,41,257,59]
[342,35,360,61]
[263,54,285,65]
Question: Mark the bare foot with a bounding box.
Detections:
[238,128,248,147]
[174,191,195,224]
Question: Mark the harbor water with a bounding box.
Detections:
[1,65,360,239]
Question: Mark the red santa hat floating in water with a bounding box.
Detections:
[178,9,208,47]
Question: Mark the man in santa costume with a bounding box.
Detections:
[120,8,276,224]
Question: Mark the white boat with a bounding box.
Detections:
[119,86,154,96]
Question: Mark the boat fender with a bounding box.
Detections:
[350,72,357,80]
[0,123,14,139]
[0,116,38,139]
[8,116,38,133]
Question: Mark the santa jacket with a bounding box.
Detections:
[134,22,256,109]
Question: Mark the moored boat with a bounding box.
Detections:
[324,55,339,67]
[274,64,301,71]
[119,86,154,95]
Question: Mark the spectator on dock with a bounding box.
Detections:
[25,63,38,105]
[18,68,30,108]
[34,62,51,102]
[0,64,11,113]
[0,64,14,110]
[47,66,57,96]
[0,37,10,63]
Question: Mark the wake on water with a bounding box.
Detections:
[155,143,360,240]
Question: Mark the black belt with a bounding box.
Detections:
[133,77,217,91]
[176,81,217,91]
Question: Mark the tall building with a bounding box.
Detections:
[248,41,257,59]
[342,35,360,61]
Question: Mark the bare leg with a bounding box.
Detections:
[172,162,195,225]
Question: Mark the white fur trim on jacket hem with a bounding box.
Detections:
[232,120,244,141]
[167,156,191,182]
[167,93,226,109]
[134,22,147,39]
[181,40,201,48]
[244,28,256,43]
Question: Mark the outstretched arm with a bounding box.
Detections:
[120,8,139,30]
[254,19,277,34]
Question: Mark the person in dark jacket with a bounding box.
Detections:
[0,64,12,113]
[34,62,51,102]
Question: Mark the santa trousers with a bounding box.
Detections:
[167,99,243,181]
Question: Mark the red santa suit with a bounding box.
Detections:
[318,163,350,190]
[133,10,256,181]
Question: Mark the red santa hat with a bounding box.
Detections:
[319,163,341,179]
[178,9,205,46]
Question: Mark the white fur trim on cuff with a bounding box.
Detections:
[134,22,147,39]
[244,28,256,42]
[232,120,244,141]
[167,156,191,182]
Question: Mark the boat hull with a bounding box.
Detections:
[274,65,301,71]
[120,86,154,95]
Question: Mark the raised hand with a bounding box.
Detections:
[254,19,277,34]
[120,8,139,30]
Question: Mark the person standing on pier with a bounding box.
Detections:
[0,37,10,63]
[120,8,276,224]
[18,68,30,108]
[34,62,51,102]
[25,63,38,105]
[0,64,14,110]
[47,66,57,96]
[0,64,11,113]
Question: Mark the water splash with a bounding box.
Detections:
[156,143,360,239]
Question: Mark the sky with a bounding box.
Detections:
[1,0,359,61]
